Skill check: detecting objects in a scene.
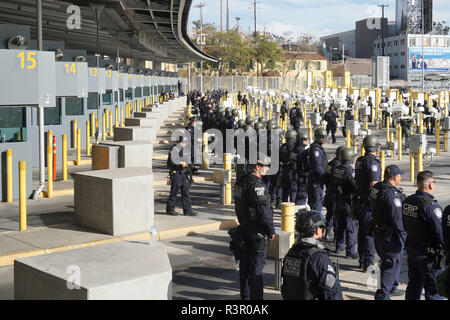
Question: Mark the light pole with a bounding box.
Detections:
[421,0,425,92]
[236,17,240,32]
[195,2,206,93]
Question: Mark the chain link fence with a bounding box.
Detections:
[185,74,373,93]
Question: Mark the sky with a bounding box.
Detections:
[188,0,450,40]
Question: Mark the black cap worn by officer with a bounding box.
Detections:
[402,171,445,300]
[166,135,196,216]
[234,153,275,300]
[370,164,407,300]
[281,210,343,300]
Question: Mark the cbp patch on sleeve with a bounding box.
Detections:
[325,274,336,288]
[315,151,320,158]
[394,198,402,208]
[327,264,335,274]
[371,164,378,172]
[434,208,442,219]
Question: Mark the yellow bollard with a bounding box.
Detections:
[73,119,77,148]
[398,126,402,160]
[115,107,119,127]
[281,202,295,247]
[418,114,423,134]
[76,129,81,166]
[47,146,53,198]
[91,112,95,137]
[390,133,394,157]
[48,129,53,148]
[202,133,209,169]
[409,153,414,182]
[445,131,448,152]
[105,108,109,130]
[102,113,106,141]
[308,120,312,139]
[361,143,365,156]
[6,149,12,202]
[417,147,423,174]
[224,153,232,205]
[380,151,385,179]
[19,161,26,231]
[109,111,113,137]
[386,116,390,142]
[435,119,440,156]
[86,121,91,156]
[62,134,67,181]
[121,107,125,127]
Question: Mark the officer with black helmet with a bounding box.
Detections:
[280,130,300,203]
[323,106,339,144]
[281,210,343,300]
[166,135,196,216]
[294,131,310,206]
[308,128,328,212]
[323,146,345,240]
[333,147,358,259]
[186,116,201,172]
[403,171,445,300]
[355,135,381,271]
[245,116,255,127]
[290,102,303,131]
[237,119,246,129]
[370,165,407,300]
[234,153,275,300]
[242,94,249,112]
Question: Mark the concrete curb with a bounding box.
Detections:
[0,218,239,267]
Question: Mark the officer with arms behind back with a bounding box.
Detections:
[354,135,381,272]
[308,128,328,212]
[233,153,275,300]
[333,147,358,259]
[370,165,407,300]
[402,171,445,300]
[281,210,343,300]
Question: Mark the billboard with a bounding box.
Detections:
[396,0,433,34]
[409,47,450,73]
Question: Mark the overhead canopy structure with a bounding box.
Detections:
[0,0,217,64]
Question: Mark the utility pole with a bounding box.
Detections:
[343,44,345,72]
[421,0,425,92]
[253,0,257,37]
[195,2,206,93]
[236,17,240,32]
[220,0,223,31]
[378,4,389,56]
[226,0,230,31]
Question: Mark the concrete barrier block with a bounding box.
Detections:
[91,145,120,170]
[14,242,172,300]
[73,168,154,235]
[134,111,163,126]
[114,126,154,142]
[101,141,153,169]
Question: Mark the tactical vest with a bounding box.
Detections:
[234,175,264,226]
[370,181,405,228]
[355,155,380,200]
[280,142,298,169]
[402,195,437,247]
[281,244,326,300]
[333,165,353,202]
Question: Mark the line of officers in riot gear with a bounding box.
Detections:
[230,125,450,301]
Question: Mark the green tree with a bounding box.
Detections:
[203,30,251,75]
[252,34,281,76]
[433,21,450,35]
